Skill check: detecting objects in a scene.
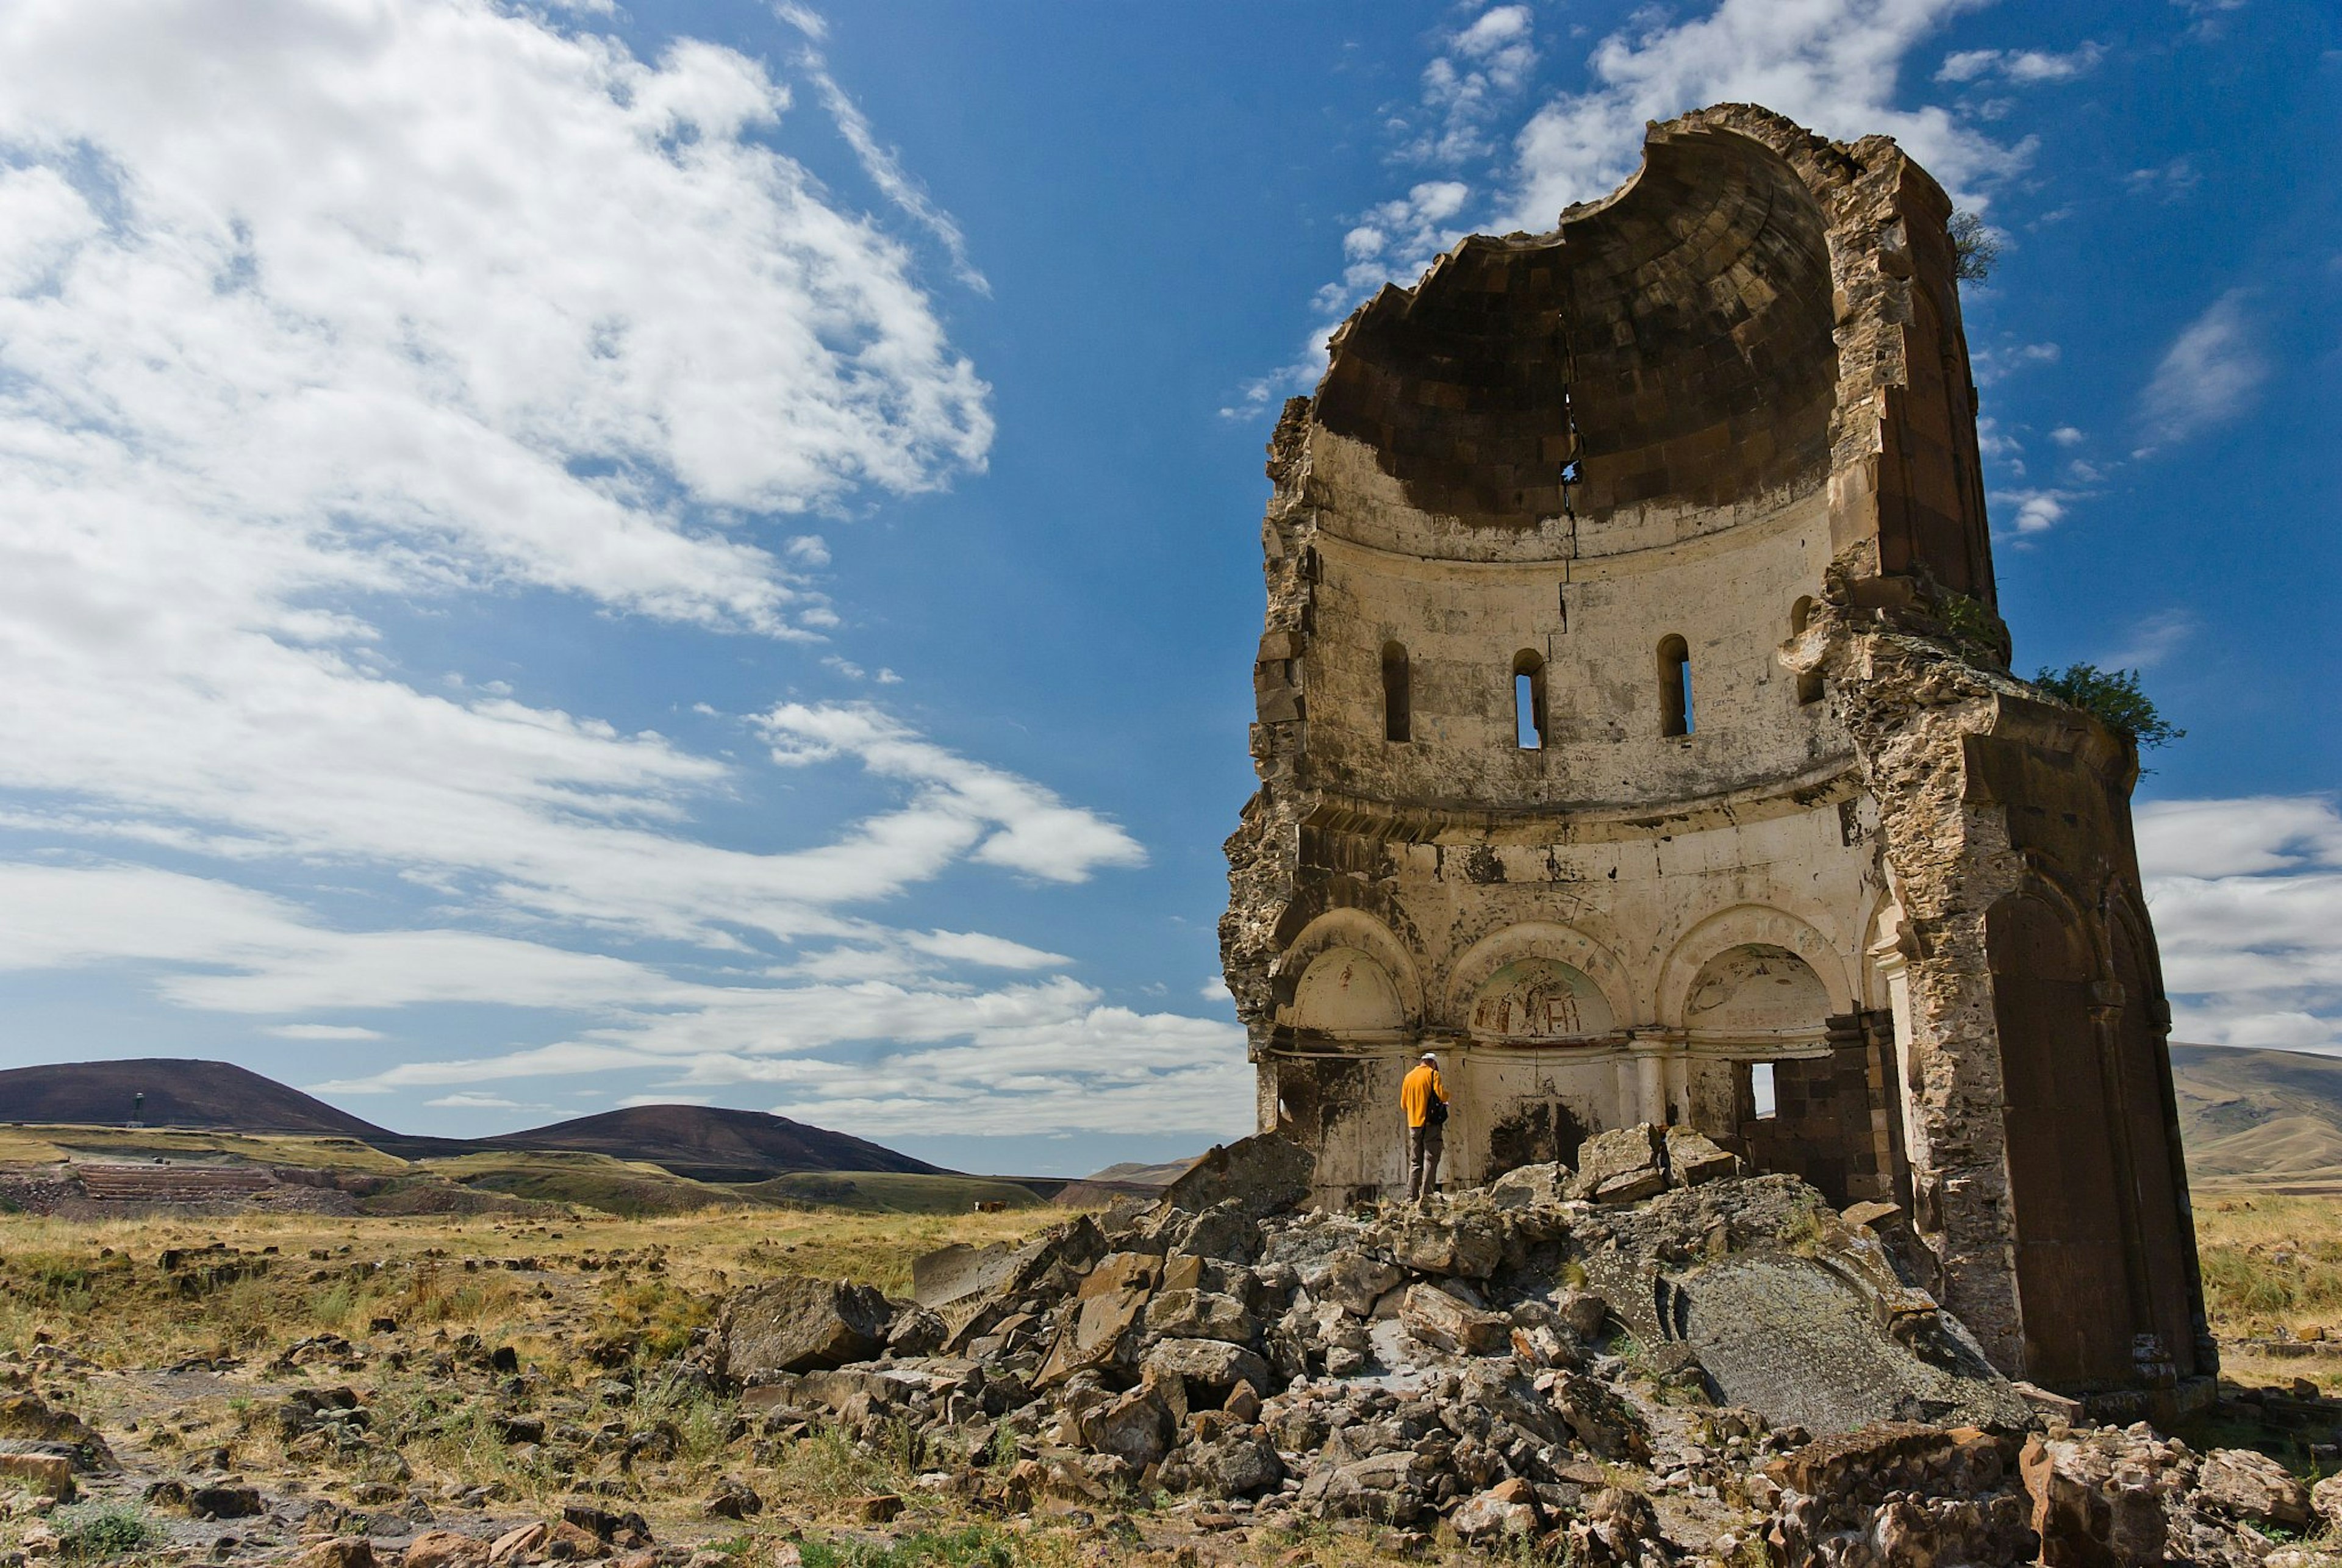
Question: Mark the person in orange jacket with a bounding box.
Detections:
[1400,1051,1449,1203]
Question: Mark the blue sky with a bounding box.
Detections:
[0,0,2333,1176]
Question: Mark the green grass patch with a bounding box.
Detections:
[800,1525,1020,1568]
[52,1502,156,1561]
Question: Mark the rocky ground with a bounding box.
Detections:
[1,1129,2338,1566]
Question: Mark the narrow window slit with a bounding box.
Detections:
[1512,649,1546,750]
[1381,642,1411,743]
[1659,635,1692,736]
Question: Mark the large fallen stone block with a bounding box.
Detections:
[1037,1276,1152,1386]
[1550,1370,1650,1462]
[719,1276,893,1380]
[1660,1251,2030,1436]
[1162,1133,1314,1220]
[2019,1431,2176,1568]
[912,1216,1106,1312]
[1144,1289,1255,1345]
[1300,1450,1437,1523]
[0,1395,114,1472]
[0,1453,72,1501]
[2193,1447,2312,1531]
[1383,1212,1503,1278]
[1078,1386,1172,1473]
[1143,1337,1272,1398]
[1452,1477,1542,1542]
[1489,1162,1570,1209]
[1314,1249,1403,1317]
[1664,1127,1739,1186]
[1567,1125,1668,1204]
[1164,1430,1284,1498]
[1400,1284,1508,1356]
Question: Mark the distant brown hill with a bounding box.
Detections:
[484,1103,945,1183]
[0,1059,949,1184]
[0,1058,396,1139]
[2171,1043,2342,1193]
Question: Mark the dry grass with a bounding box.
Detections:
[2193,1192,2342,1392]
[0,1205,1051,1370]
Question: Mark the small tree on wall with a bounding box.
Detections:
[2032,663,2185,749]
[1949,211,1998,282]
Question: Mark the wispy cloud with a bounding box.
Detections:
[1936,42,2104,85]
[1406,6,1540,165]
[2127,157,2201,201]
[2100,609,2196,671]
[2138,289,2265,445]
[775,4,990,295]
[1971,340,2061,386]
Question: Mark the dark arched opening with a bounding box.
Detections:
[1381,641,1411,743]
[1790,597,1823,705]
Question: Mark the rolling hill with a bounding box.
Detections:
[484,1103,944,1183]
[0,1059,947,1186]
[0,1058,398,1139]
[2171,1042,2342,1194]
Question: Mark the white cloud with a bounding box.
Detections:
[1991,487,2082,534]
[2049,426,2086,446]
[755,704,1145,884]
[0,2,1236,1148]
[1936,42,2103,85]
[2127,157,2201,200]
[2140,797,2342,1054]
[2138,289,2265,445]
[1407,7,1540,165]
[1972,341,2060,386]
[425,1092,539,1111]
[2099,609,2195,671]
[1506,0,2030,227]
[307,978,1252,1140]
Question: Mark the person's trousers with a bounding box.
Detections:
[1406,1123,1443,1201]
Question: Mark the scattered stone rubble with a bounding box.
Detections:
[710,1133,2333,1565]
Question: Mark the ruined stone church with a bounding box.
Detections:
[1220,105,2210,1400]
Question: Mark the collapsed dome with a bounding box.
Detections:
[1315,125,1838,531]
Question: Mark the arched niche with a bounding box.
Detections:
[1274,908,1423,1028]
[1289,947,1406,1036]
[1469,958,1616,1040]
[1683,944,1832,1037]
[1657,904,1853,1026]
[1445,921,1629,1038]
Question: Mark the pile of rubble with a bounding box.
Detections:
[711,1128,2338,1566]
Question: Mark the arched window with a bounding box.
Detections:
[1512,649,1546,750]
[1658,635,1692,737]
[1789,598,1822,705]
[1381,642,1411,743]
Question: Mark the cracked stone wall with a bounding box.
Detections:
[1220,104,2208,1399]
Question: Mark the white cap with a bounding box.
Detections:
[1420,1051,1439,1063]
